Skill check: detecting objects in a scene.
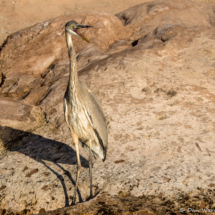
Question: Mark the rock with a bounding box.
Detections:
[116,0,215,28]
[0,13,128,77]
[1,0,215,214]
[0,73,3,86]
[0,97,46,130]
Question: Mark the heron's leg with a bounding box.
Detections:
[71,132,81,205]
[89,139,93,198]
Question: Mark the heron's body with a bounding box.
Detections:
[63,20,108,204]
[64,80,107,160]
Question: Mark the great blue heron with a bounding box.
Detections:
[63,21,108,205]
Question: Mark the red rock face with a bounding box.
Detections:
[1,0,215,214]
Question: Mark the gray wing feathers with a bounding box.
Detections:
[78,81,108,159]
[86,91,108,150]
[78,140,99,159]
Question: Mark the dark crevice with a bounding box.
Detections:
[160,37,169,42]
[121,15,129,26]
[8,80,18,92]
[44,112,49,123]
[167,90,177,97]
[41,63,56,78]
[36,88,52,106]
[131,40,139,47]
[21,91,30,100]
[0,73,6,88]
[0,35,10,53]
[41,70,50,79]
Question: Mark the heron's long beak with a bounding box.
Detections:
[75,24,93,43]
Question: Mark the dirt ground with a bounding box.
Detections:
[0,0,215,45]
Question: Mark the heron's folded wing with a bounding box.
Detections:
[85,91,108,152]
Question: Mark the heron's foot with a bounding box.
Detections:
[90,188,93,198]
[89,191,93,198]
[72,190,77,205]
[86,193,93,202]
[71,199,76,205]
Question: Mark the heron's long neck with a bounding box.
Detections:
[66,32,79,100]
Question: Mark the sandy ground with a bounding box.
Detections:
[1,0,215,45]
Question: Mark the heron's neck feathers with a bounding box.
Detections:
[66,31,79,101]
[66,31,73,48]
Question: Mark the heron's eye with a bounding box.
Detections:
[70,25,73,28]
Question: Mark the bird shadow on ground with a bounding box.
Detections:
[0,126,90,206]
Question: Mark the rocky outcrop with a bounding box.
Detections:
[1,0,215,214]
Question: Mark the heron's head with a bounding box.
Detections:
[65,21,92,43]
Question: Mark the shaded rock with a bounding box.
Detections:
[1,0,215,214]
[0,97,46,131]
